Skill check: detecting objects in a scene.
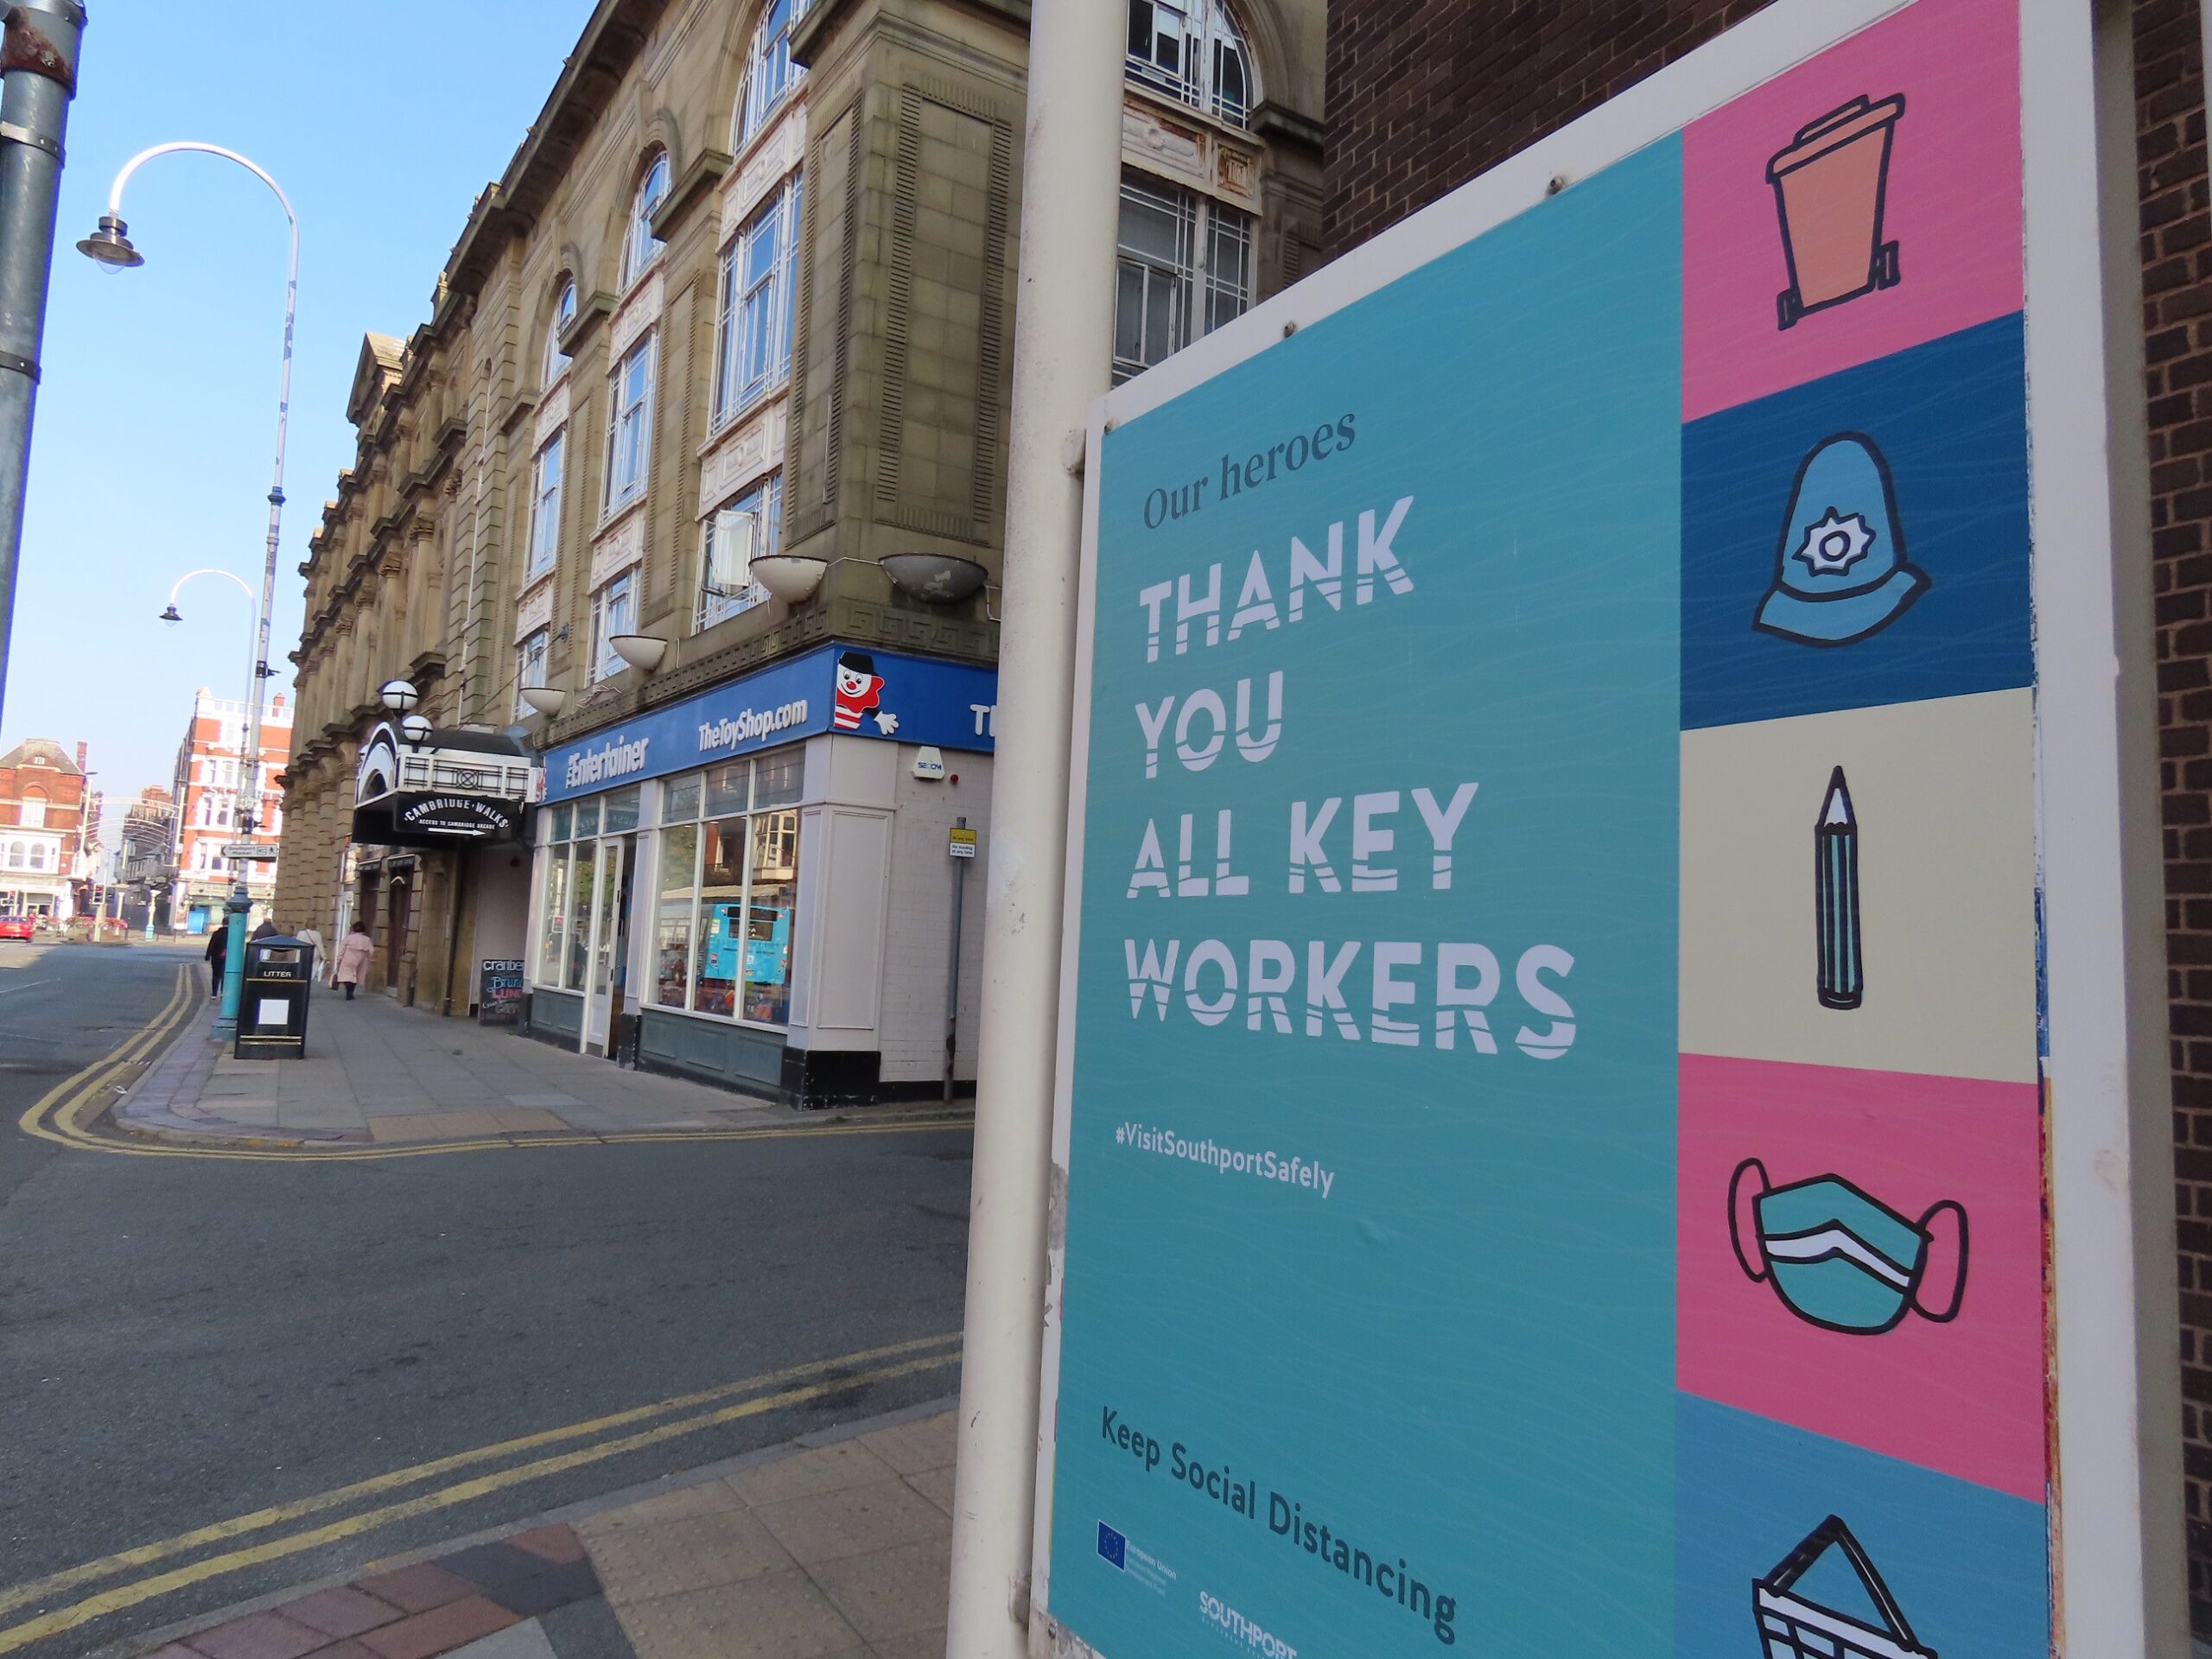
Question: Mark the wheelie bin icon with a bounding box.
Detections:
[1768,93,1907,330]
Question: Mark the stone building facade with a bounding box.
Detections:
[274,0,1326,1095]
[1322,0,2210,1630]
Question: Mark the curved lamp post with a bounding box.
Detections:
[86,143,298,1043]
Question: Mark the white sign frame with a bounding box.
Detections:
[1027,0,2184,1652]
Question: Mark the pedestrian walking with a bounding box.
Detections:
[204,924,229,999]
[251,917,278,942]
[333,920,374,1001]
[296,923,326,984]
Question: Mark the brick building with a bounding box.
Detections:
[276,0,1328,1101]
[168,690,289,936]
[0,736,89,921]
[1321,0,2210,1630]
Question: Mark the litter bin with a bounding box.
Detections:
[236,934,314,1059]
[1768,92,1906,330]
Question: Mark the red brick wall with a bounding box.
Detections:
[2139,0,2212,1618]
[1324,0,2212,1624]
[1323,0,1777,259]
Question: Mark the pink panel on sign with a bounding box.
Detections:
[1680,0,2023,422]
[1677,1052,2047,1503]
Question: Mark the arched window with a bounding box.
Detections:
[1126,0,1256,127]
[622,153,671,288]
[6,841,23,868]
[28,843,46,871]
[544,277,577,385]
[735,0,812,145]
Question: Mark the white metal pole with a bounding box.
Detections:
[943,4,1125,1653]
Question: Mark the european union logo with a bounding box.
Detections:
[1097,1522,1127,1570]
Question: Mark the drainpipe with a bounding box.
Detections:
[941,3,1124,1656]
[0,0,81,731]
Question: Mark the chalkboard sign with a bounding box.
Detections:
[479,959,525,1026]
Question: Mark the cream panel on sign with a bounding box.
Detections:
[1679,687,2037,1084]
[533,378,570,450]
[697,396,787,517]
[609,269,664,363]
[724,102,807,237]
[588,505,645,590]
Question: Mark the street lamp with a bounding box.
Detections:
[87,143,299,1045]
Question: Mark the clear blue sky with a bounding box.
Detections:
[0,0,597,823]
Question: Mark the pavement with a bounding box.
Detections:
[114,970,958,1151]
[130,1402,961,1659]
[0,944,974,1659]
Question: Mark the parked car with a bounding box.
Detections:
[0,915,35,941]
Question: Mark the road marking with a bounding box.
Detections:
[0,1330,958,1621]
[16,969,972,1160]
[15,966,193,1150]
[0,978,50,995]
[0,1342,963,1655]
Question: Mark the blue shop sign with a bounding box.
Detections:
[543,644,997,803]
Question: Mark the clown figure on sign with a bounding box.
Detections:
[833,651,898,734]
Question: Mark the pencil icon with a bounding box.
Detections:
[1816,766,1863,1010]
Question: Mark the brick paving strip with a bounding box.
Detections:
[100,986,969,1153]
[122,1400,959,1659]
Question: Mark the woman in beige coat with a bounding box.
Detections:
[332,921,375,1001]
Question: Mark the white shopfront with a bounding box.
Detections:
[531,645,995,1106]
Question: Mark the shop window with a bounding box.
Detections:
[1113,171,1252,385]
[714,177,802,425]
[574,798,602,840]
[545,277,576,385]
[591,572,637,683]
[515,628,550,721]
[654,823,700,1008]
[1126,0,1256,127]
[622,152,671,289]
[537,842,569,987]
[735,0,811,146]
[564,841,599,991]
[606,334,656,511]
[655,758,804,1028]
[697,474,781,631]
[602,785,642,835]
[527,431,564,579]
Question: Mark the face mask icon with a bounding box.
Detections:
[1756,1515,1935,1659]
[1730,1159,1967,1336]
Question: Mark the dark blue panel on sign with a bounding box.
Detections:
[1675,1395,2050,1659]
[1681,314,2031,731]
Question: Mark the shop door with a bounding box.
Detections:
[583,836,635,1056]
[386,877,411,998]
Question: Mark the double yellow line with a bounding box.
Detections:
[0,1332,963,1656]
[19,966,972,1162]
[17,964,197,1152]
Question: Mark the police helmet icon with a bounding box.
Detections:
[1753,432,1929,647]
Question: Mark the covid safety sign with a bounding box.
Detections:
[1033,0,2174,1655]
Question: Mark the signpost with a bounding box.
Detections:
[478,958,525,1027]
[1029,0,2179,1655]
[219,841,277,863]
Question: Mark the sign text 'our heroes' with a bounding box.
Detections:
[1118,474,1581,1060]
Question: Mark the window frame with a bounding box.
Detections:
[526,429,565,580]
[734,0,812,147]
[514,627,551,721]
[605,332,658,511]
[1125,0,1258,128]
[1111,171,1255,385]
[622,152,671,289]
[591,571,638,683]
[696,473,782,631]
[713,174,803,425]
[544,277,577,385]
[646,759,803,1029]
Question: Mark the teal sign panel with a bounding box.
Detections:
[1049,138,1685,1656]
